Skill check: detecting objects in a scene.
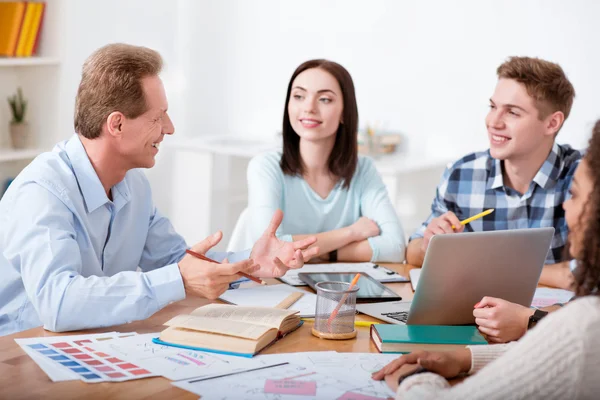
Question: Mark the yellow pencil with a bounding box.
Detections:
[301,318,379,327]
[354,321,379,328]
[451,208,494,229]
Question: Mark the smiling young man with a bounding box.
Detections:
[407,56,581,290]
[0,44,318,336]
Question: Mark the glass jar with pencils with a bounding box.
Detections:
[312,277,360,340]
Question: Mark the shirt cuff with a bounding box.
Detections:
[367,236,380,262]
[467,343,512,374]
[569,259,578,272]
[408,230,425,242]
[398,372,449,396]
[146,263,186,308]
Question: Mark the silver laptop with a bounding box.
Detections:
[357,227,554,325]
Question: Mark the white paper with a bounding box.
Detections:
[220,285,318,317]
[173,352,396,399]
[15,332,156,383]
[88,333,274,381]
[531,288,575,308]
[409,268,421,291]
[279,262,408,286]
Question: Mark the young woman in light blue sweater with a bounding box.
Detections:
[247,60,405,263]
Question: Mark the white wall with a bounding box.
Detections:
[53,0,183,211]
[33,0,600,245]
[181,0,600,155]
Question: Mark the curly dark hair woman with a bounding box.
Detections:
[571,119,600,297]
[372,120,600,399]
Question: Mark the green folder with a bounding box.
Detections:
[371,324,487,353]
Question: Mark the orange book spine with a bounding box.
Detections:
[7,2,27,56]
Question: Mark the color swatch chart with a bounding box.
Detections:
[16,333,156,383]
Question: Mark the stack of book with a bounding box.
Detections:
[0,2,46,57]
[370,324,487,353]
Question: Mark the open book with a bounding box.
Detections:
[156,304,302,357]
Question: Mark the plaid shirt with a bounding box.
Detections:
[410,143,582,264]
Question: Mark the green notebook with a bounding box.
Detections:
[371,324,487,353]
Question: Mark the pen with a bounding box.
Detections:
[185,249,267,285]
[451,209,495,229]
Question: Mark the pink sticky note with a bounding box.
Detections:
[264,379,317,396]
[337,392,388,400]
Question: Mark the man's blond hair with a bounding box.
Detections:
[74,43,163,139]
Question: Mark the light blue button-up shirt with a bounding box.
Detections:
[0,135,249,336]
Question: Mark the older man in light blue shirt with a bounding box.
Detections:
[0,44,317,336]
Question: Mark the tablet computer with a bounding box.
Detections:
[298,272,402,303]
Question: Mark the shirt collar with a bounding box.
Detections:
[487,152,504,190]
[65,135,131,213]
[486,143,563,191]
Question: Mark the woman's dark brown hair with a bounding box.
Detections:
[574,119,600,296]
[280,59,358,189]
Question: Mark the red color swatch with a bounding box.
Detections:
[116,363,138,370]
[106,372,126,378]
[106,357,123,363]
[129,369,151,376]
[51,342,71,348]
[62,348,82,354]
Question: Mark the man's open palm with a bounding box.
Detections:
[250,210,318,278]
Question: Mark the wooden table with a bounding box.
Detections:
[0,264,416,399]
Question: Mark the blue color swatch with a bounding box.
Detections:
[70,367,91,373]
[48,355,69,361]
[60,361,80,367]
[81,373,101,380]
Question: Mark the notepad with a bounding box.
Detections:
[219,285,318,317]
[409,269,421,291]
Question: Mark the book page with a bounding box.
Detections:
[164,315,272,340]
[189,304,296,328]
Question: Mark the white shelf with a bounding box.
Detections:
[0,57,60,67]
[0,148,45,162]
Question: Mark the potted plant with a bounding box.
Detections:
[7,87,28,149]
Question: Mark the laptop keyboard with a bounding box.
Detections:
[381,311,409,323]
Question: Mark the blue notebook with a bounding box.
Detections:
[371,324,487,353]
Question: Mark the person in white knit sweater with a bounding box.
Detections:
[371,120,600,399]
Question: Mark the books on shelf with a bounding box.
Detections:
[155,304,302,358]
[0,2,46,57]
[370,324,487,353]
